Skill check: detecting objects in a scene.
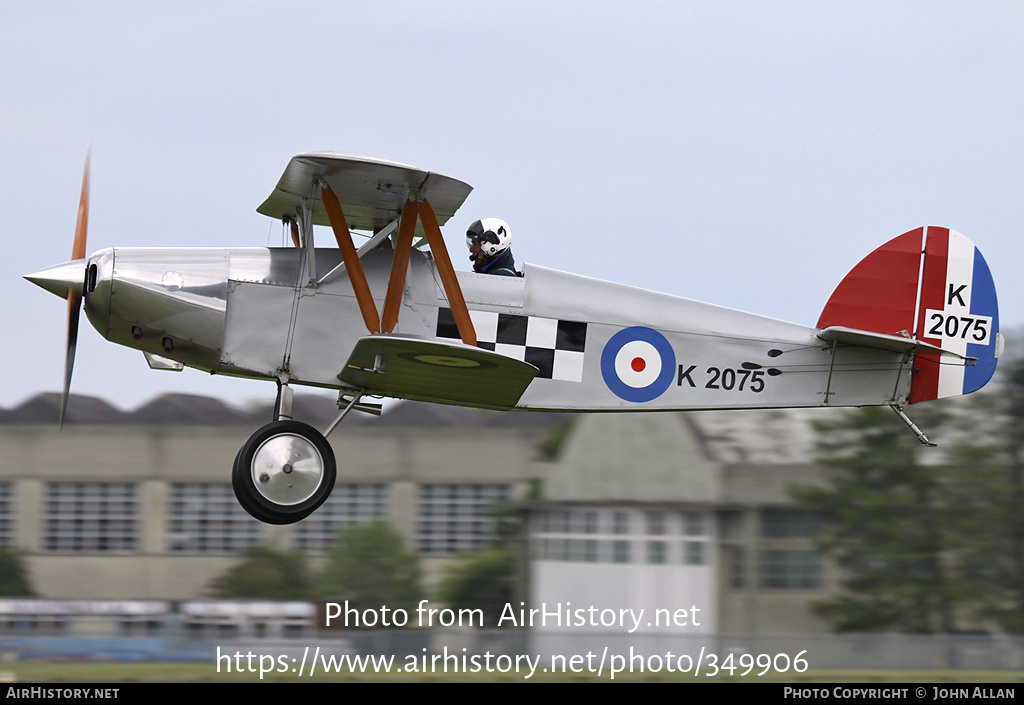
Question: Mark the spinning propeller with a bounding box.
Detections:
[24,153,90,426]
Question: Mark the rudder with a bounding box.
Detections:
[817,226,1002,404]
[910,227,1001,403]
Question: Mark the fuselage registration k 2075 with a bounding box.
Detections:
[25,152,1003,524]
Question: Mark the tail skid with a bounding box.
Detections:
[890,404,937,447]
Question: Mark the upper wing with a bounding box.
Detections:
[256,152,472,232]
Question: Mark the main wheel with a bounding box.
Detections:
[232,420,336,525]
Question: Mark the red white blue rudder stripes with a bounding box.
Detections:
[817,226,1001,404]
[910,227,1001,403]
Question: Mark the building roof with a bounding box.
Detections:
[686,408,835,464]
[543,412,724,503]
[130,394,255,425]
[10,393,125,425]
[0,393,569,432]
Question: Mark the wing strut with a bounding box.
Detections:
[380,199,419,334]
[379,199,476,346]
[320,184,381,334]
[418,200,476,347]
[315,183,476,347]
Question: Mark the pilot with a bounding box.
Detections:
[466,218,521,277]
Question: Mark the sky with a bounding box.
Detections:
[4,1,1023,412]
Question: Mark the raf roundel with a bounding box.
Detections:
[601,327,676,402]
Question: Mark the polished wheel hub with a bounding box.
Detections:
[250,433,324,506]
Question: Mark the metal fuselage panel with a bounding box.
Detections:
[512,264,909,411]
[84,247,229,372]
[83,246,911,411]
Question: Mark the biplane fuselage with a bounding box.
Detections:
[26,153,1002,524]
[81,244,915,413]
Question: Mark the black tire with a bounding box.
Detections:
[232,420,336,525]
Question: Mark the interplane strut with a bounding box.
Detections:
[318,184,476,346]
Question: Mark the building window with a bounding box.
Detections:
[544,537,598,562]
[612,511,630,535]
[646,540,667,564]
[0,483,15,548]
[543,511,569,533]
[541,538,566,561]
[760,549,823,589]
[684,540,706,566]
[167,483,263,553]
[570,510,598,534]
[731,547,747,588]
[536,508,713,566]
[646,511,667,535]
[416,484,511,555]
[568,539,599,562]
[294,483,389,553]
[682,512,706,536]
[762,510,822,538]
[43,482,137,553]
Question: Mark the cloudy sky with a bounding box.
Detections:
[4,1,1022,411]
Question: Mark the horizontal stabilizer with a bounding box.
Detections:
[338,335,538,410]
[817,326,973,363]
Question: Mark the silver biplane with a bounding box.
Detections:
[26,153,1003,524]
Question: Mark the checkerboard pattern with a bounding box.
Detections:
[436,308,587,382]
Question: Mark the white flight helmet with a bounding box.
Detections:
[466,218,511,259]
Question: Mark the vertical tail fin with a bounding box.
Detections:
[817,226,1002,404]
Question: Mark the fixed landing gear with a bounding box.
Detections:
[232,419,337,525]
[231,383,373,524]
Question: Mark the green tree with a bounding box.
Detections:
[436,507,523,620]
[791,404,984,633]
[895,353,1024,635]
[535,417,578,461]
[977,354,1024,633]
[0,548,35,596]
[211,546,315,599]
[438,542,516,619]
[318,521,423,611]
